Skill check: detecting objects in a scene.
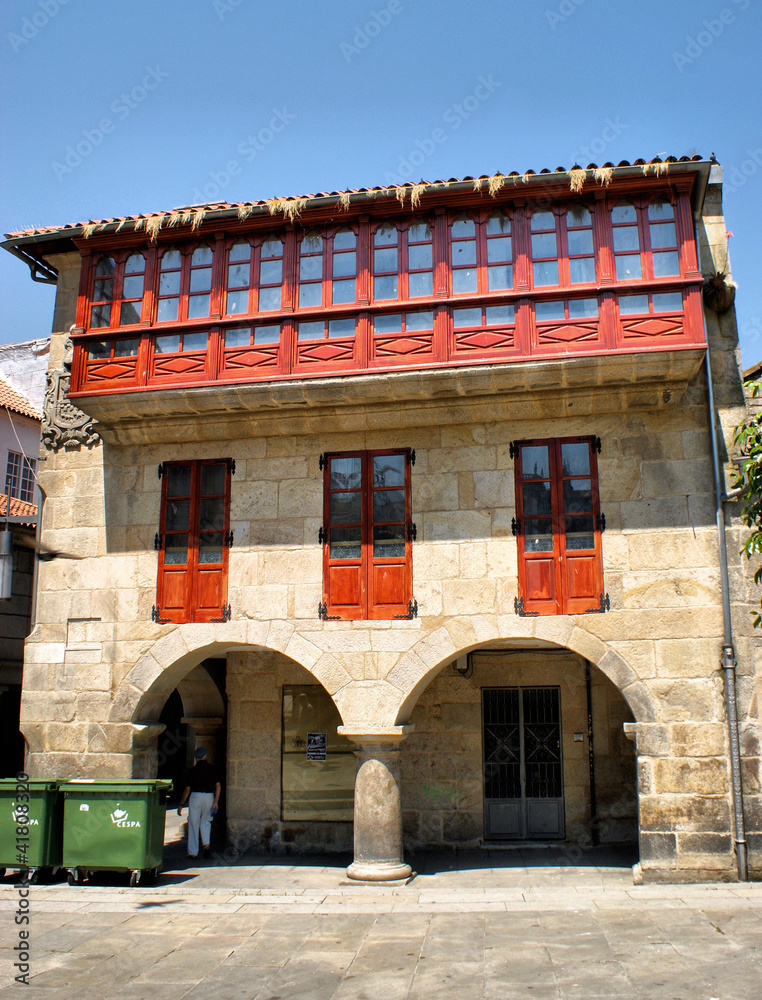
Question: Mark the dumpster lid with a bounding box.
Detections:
[0,778,59,790]
[60,779,173,793]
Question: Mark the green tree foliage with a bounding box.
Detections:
[734,380,762,626]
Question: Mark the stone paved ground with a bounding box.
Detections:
[1,837,760,1000]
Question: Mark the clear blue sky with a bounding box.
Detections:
[2,0,761,365]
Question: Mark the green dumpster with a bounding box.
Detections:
[0,779,62,882]
[60,779,172,886]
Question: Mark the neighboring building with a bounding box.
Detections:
[2,155,759,882]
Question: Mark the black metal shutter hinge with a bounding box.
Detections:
[407,523,417,542]
[154,533,162,550]
[319,454,327,471]
[596,513,606,533]
[210,604,232,622]
[227,459,236,475]
[514,596,538,617]
[394,599,418,619]
[224,530,234,547]
[157,463,165,479]
[591,436,602,453]
[584,593,610,614]
[151,605,172,623]
[318,527,326,544]
[406,449,416,466]
[509,442,518,459]
[318,601,340,621]
[511,517,521,536]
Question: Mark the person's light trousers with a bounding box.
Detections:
[187,792,214,856]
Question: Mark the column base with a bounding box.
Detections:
[346,860,412,882]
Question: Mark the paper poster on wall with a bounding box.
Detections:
[306,732,327,761]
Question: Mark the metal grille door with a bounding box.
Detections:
[482,687,564,840]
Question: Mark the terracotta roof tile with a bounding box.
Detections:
[0,376,42,420]
[0,493,37,521]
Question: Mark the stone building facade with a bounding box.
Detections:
[2,156,759,882]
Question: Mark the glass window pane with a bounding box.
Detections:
[259,259,282,284]
[225,328,251,347]
[333,229,355,250]
[612,203,636,224]
[123,274,144,298]
[563,478,592,512]
[161,249,182,269]
[648,200,673,220]
[328,317,355,338]
[373,453,405,487]
[453,308,481,328]
[561,442,590,476]
[192,246,213,265]
[613,227,640,252]
[330,491,361,523]
[451,218,475,237]
[374,248,398,272]
[649,222,676,249]
[300,255,322,281]
[332,279,355,304]
[652,292,683,313]
[569,257,596,284]
[201,464,226,495]
[374,275,398,300]
[452,268,477,293]
[95,257,116,276]
[486,212,510,235]
[258,286,282,311]
[568,206,591,227]
[200,497,225,529]
[198,534,223,563]
[299,283,321,308]
[167,465,191,496]
[373,524,405,558]
[90,305,111,327]
[374,225,397,245]
[565,515,594,549]
[330,456,361,490]
[533,261,558,287]
[405,311,434,331]
[226,289,249,315]
[166,498,190,531]
[187,294,210,318]
[652,251,680,277]
[164,534,188,565]
[93,279,113,302]
[254,324,281,344]
[329,526,361,560]
[157,298,179,322]
[373,490,405,522]
[523,481,552,515]
[261,237,283,258]
[618,294,649,314]
[568,229,594,255]
[113,337,139,356]
[183,330,208,351]
[333,252,356,278]
[524,519,553,552]
[374,314,402,335]
[119,302,141,325]
[535,300,565,322]
[298,321,323,340]
[159,271,181,295]
[408,244,432,269]
[302,233,322,253]
[409,221,430,241]
[190,267,212,293]
[87,340,110,359]
[452,240,476,266]
[531,211,555,231]
[487,237,511,263]
[567,298,598,318]
[615,255,642,280]
[485,304,515,325]
[521,445,549,479]
[488,265,512,290]
[229,241,250,262]
[154,332,180,352]
[409,271,433,297]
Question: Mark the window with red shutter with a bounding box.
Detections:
[513,437,605,616]
[155,459,232,623]
[322,450,413,620]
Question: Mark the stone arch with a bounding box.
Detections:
[387,615,657,725]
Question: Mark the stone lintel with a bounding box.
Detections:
[338,725,414,747]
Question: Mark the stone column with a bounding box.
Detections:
[338,726,412,882]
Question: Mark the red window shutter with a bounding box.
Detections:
[324,451,366,620]
[367,451,411,619]
[190,461,231,623]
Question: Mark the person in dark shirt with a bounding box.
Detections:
[177,747,221,858]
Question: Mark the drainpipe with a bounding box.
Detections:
[704,347,748,881]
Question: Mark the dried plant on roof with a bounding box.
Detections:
[568,168,586,194]
[82,223,98,239]
[473,177,486,193]
[133,217,145,233]
[394,185,407,207]
[642,161,669,177]
[166,211,183,228]
[593,166,613,187]
[237,204,256,221]
[191,208,206,230]
[488,173,506,197]
[266,197,308,222]
[337,190,352,211]
[521,171,532,185]
[410,183,427,209]
[180,209,194,225]
[146,215,164,241]
[115,219,129,233]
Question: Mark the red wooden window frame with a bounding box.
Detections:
[224,235,285,317]
[609,196,681,283]
[529,205,598,290]
[155,244,215,324]
[297,227,358,310]
[156,459,232,624]
[371,219,435,302]
[88,251,148,330]
[322,449,412,620]
[514,437,604,616]
[448,210,514,296]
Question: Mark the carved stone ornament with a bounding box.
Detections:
[41,338,100,450]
